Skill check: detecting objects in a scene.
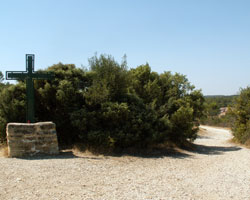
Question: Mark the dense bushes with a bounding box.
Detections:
[201,88,250,145]
[0,54,205,149]
[201,114,234,127]
[201,95,236,127]
[0,83,26,142]
[231,87,250,145]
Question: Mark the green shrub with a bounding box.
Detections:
[231,87,250,144]
[0,84,26,142]
[0,55,205,150]
[201,95,236,127]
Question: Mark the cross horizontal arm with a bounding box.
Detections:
[32,72,55,80]
[6,71,28,80]
[6,71,55,80]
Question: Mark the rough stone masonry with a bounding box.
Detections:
[6,122,59,157]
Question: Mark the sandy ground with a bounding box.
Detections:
[0,126,249,200]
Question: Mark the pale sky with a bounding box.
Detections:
[1,0,250,95]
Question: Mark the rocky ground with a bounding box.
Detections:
[0,126,249,200]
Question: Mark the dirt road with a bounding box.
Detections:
[0,126,249,200]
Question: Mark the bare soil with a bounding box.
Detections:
[0,126,249,200]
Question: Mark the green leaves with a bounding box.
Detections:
[231,87,250,144]
[0,83,26,141]
[88,54,128,102]
[170,106,196,141]
[0,55,205,148]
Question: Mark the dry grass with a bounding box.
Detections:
[71,140,190,158]
[229,137,250,149]
[198,127,208,136]
[0,143,8,157]
[245,139,250,148]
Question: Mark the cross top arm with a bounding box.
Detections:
[6,71,55,80]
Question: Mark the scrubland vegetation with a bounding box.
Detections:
[0,55,204,150]
[201,95,236,127]
[0,55,249,148]
[230,87,250,145]
[201,91,250,145]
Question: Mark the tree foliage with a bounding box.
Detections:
[230,87,250,144]
[201,95,236,127]
[0,55,205,149]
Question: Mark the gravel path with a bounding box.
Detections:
[0,126,249,200]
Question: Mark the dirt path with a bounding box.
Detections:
[0,126,249,200]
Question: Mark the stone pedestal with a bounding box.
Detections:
[6,122,59,157]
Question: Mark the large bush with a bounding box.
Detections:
[231,87,250,144]
[0,55,205,149]
[0,83,26,142]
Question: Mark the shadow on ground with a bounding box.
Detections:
[16,151,80,160]
[16,148,192,160]
[190,144,242,155]
[102,147,192,159]
[15,141,242,160]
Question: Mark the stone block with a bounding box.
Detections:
[6,122,59,157]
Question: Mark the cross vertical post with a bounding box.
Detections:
[26,55,35,122]
[6,54,54,123]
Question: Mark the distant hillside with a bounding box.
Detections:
[204,95,238,108]
[205,95,238,98]
[201,95,238,127]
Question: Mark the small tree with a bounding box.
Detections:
[231,87,250,144]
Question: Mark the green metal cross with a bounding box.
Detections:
[6,54,54,123]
